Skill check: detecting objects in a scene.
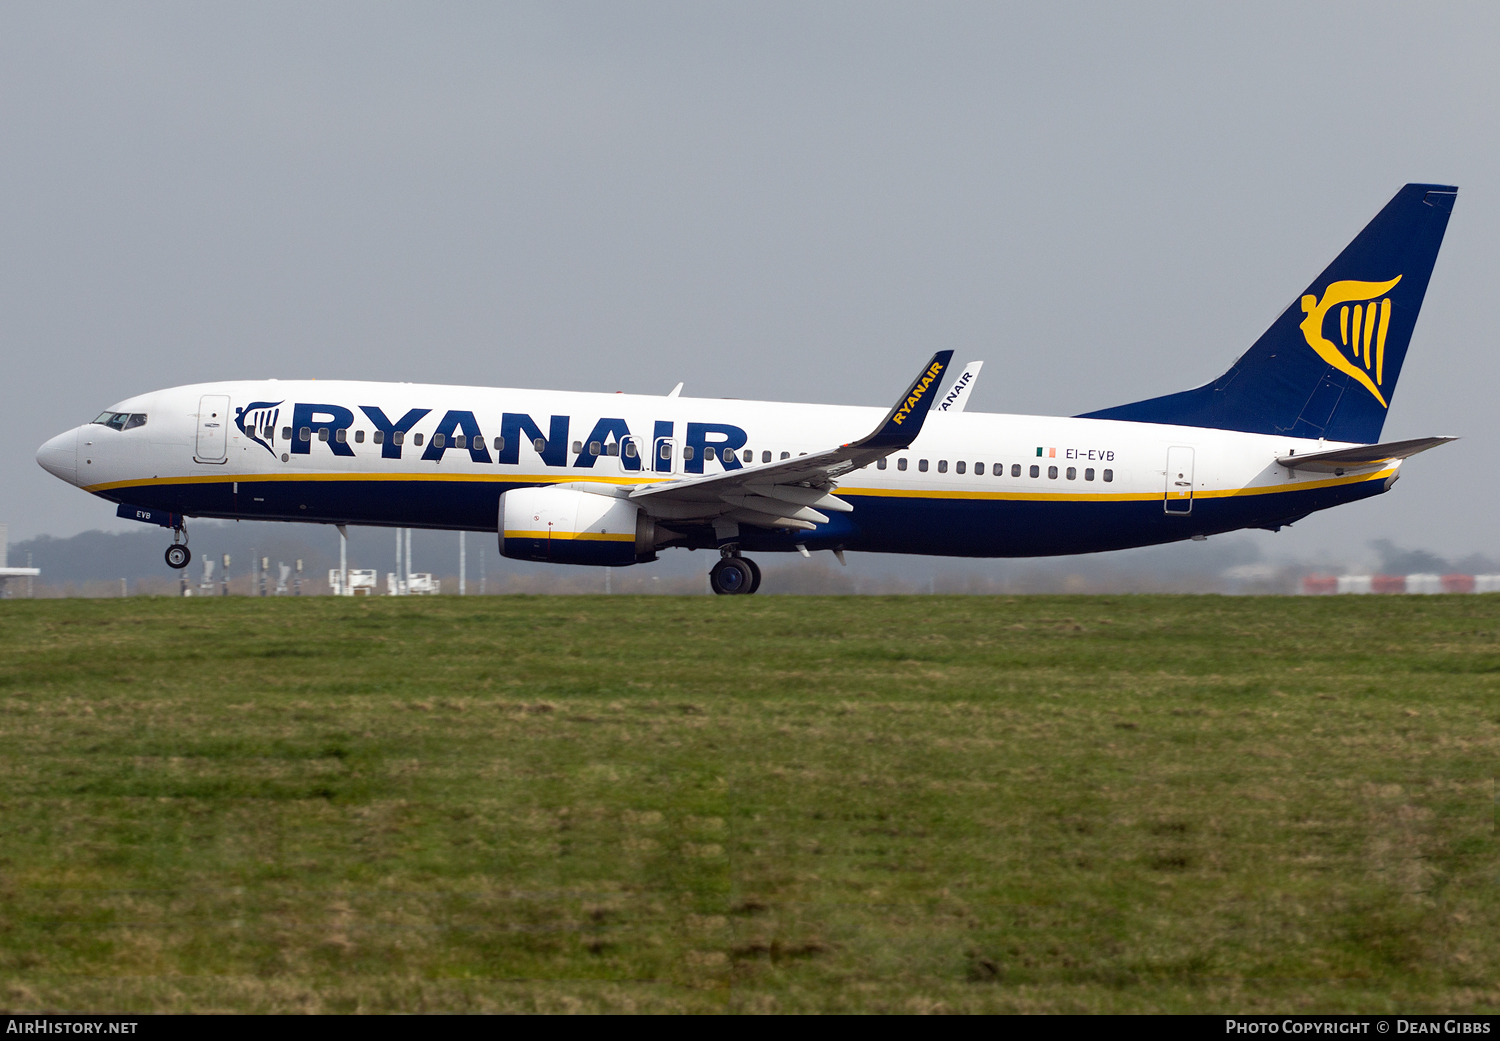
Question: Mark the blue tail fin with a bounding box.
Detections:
[1079,184,1456,443]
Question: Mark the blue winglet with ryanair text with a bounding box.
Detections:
[851,350,955,450]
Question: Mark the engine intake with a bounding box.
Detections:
[499,486,656,566]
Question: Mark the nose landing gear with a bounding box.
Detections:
[164,524,191,570]
[709,548,761,595]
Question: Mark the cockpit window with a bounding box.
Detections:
[93,412,145,431]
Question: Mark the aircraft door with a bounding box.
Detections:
[1164,446,1194,515]
[196,395,230,462]
[653,436,676,474]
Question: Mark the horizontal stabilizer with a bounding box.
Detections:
[1278,436,1456,473]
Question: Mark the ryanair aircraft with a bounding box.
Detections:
[36,184,1458,594]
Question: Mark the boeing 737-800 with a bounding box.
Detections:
[36,184,1458,594]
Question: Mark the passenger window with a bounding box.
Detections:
[1066,466,1076,480]
[590,441,601,456]
[1012,464,1021,477]
[684,446,695,460]
[432,433,445,448]
[607,442,619,456]
[937,460,948,473]
[373,430,385,445]
[318,428,330,442]
[1048,465,1058,479]
[659,442,671,459]
[704,446,716,461]
[123,414,147,431]
[918,459,929,472]
[454,434,465,448]
[1029,465,1039,478]
[337,428,348,443]
[624,442,638,458]
[897,458,908,471]
[955,461,965,474]
[1084,467,1094,481]
[742,449,752,463]
[572,440,583,454]
[282,427,292,441]
[532,437,545,453]
[413,433,424,446]
[762,451,771,463]
[974,462,983,475]
[780,452,790,459]
[877,458,887,470]
[494,436,505,451]
[393,431,404,446]
[1103,469,1114,482]
[355,430,365,443]
[300,427,312,442]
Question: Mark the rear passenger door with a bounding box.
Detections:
[1164,446,1194,515]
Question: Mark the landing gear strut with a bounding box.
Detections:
[710,548,761,595]
[164,523,191,570]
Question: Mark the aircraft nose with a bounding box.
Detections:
[36,427,79,486]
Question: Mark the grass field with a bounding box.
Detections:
[0,594,1495,1014]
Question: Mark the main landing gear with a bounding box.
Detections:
[164,524,191,570]
[709,549,761,596]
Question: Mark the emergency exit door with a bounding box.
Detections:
[1164,446,1194,515]
[196,395,230,462]
[653,437,676,474]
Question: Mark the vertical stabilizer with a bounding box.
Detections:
[1079,184,1456,443]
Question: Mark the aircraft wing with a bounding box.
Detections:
[1277,435,1457,474]
[630,351,954,530]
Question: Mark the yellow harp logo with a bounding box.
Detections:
[1298,276,1401,408]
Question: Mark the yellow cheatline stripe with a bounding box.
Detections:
[87,465,1394,503]
[502,530,633,542]
[836,468,1393,503]
[83,471,659,494]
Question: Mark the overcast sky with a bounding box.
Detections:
[3,2,1496,561]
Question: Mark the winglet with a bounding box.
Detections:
[849,351,955,450]
[934,360,983,413]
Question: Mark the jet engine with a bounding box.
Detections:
[499,486,657,566]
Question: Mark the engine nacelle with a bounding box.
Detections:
[499,486,656,566]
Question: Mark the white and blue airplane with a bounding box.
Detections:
[36,184,1458,595]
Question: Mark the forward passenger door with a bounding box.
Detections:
[195,395,230,463]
